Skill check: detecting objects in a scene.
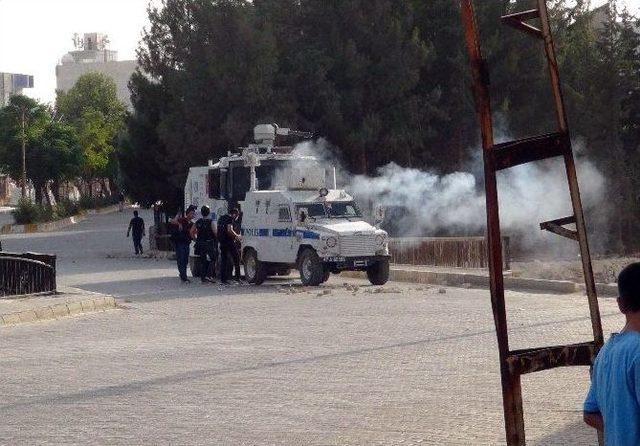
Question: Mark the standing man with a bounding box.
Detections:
[190,205,218,283]
[171,205,196,283]
[126,210,145,255]
[217,208,242,284]
[583,262,640,444]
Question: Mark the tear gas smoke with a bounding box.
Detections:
[292,138,607,253]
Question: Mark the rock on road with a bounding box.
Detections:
[0,209,621,445]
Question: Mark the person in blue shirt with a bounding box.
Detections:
[584,262,640,445]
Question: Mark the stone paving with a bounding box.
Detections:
[0,210,623,445]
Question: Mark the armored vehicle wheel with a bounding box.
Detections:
[244,248,266,285]
[366,258,390,285]
[298,248,324,286]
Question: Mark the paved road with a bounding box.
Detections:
[0,210,622,445]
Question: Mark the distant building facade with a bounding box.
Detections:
[0,72,34,107]
[56,33,137,109]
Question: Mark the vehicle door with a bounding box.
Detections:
[267,202,296,263]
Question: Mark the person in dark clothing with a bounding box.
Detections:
[190,205,218,283]
[171,205,196,283]
[126,210,145,255]
[217,208,242,284]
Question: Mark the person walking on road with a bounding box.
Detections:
[584,262,640,444]
[170,205,196,283]
[126,210,146,255]
[190,205,218,283]
[217,208,242,284]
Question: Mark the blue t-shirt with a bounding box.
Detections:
[584,331,640,446]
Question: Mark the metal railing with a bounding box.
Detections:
[0,252,57,297]
[389,236,510,270]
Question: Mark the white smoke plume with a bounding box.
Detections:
[292,137,607,255]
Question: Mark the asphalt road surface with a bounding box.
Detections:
[0,209,622,445]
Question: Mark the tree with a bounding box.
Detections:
[126,0,640,253]
[126,0,282,213]
[0,95,82,203]
[56,72,127,194]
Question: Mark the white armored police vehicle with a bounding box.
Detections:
[184,124,390,286]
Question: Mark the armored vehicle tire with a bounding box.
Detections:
[244,249,266,285]
[298,248,324,286]
[322,269,330,283]
[367,258,390,285]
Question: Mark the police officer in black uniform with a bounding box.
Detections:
[191,205,218,283]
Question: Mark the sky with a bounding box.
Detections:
[0,0,639,106]
[0,0,159,104]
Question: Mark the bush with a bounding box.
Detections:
[12,199,43,224]
[11,194,120,224]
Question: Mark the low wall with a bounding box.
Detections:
[389,236,510,270]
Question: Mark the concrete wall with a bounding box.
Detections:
[56,60,137,109]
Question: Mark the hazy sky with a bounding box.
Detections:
[0,0,157,104]
[0,0,639,105]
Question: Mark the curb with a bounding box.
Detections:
[341,268,578,294]
[0,296,117,327]
[0,204,121,235]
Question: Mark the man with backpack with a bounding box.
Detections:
[190,205,218,283]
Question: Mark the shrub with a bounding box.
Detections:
[12,199,42,224]
[11,194,120,224]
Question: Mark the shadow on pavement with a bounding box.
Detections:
[529,420,599,445]
[0,311,621,413]
[74,275,303,302]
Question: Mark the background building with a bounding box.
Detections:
[0,72,35,107]
[56,33,137,108]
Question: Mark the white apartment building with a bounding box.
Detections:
[56,33,137,109]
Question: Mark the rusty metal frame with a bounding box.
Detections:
[459,1,604,444]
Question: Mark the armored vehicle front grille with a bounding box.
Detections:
[339,234,376,257]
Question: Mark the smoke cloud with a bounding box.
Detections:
[292,138,607,256]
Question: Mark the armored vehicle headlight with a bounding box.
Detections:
[375,234,386,246]
[326,236,338,248]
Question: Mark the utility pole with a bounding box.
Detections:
[20,107,26,199]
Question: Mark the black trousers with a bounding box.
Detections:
[132,234,143,254]
[196,241,217,281]
[220,242,241,282]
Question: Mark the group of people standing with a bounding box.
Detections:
[170,205,242,284]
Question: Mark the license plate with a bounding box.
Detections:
[326,256,346,262]
[353,260,369,267]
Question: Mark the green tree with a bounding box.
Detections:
[0,95,82,203]
[56,72,127,193]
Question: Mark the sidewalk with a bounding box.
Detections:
[343,264,618,296]
[0,287,117,327]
